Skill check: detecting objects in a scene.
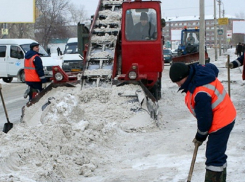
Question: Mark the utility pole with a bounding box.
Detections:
[214,0,218,61]
[199,0,205,65]
[218,0,221,56]
[223,9,227,53]
[169,19,172,49]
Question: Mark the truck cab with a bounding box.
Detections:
[113,0,163,99]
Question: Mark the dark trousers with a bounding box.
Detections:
[205,121,235,172]
[26,82,43,100]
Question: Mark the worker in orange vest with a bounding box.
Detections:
[169,62,236,181]
[24,42,46,101]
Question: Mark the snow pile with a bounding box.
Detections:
[0,84,155,181]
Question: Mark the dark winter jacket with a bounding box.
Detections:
[25,50,46,86]
[231,54,244,68]
[179,63,219,141]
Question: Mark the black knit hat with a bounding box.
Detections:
[30,42,40,50]
[169,62,189,82]
[140,12,148,21]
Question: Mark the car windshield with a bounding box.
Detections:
[20,44,49,57]
[64,42,78,54]
[163,49,171,54]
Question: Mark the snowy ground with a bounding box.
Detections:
[0,48,244,182]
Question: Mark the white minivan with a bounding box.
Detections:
[0,39,61,83]
[61,38,83,72]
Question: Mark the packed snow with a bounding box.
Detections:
[0,48,244,182]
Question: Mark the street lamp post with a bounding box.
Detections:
[218,0,222,56]
[199,0,205,65]
[214,0,218,61]
[169,19,172,49]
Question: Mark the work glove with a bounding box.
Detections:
[41,77,47,83]
[225,62,233,69]
[42,83,47,89]
[192,138,203,147]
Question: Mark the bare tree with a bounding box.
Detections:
[67,4,87,25]
[35,0,70,49]
[0,23,34,39]
[65,4,88,37]
[8,24,34,38]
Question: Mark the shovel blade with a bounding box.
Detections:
[3,122,13,133]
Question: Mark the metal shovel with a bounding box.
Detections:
[0,84,13,133]
[187,142,199,182]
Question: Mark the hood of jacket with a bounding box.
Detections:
[179,63,219,93]
[25,50,39,59]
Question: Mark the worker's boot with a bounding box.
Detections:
[204,169,222,182]
[220,168,226,182]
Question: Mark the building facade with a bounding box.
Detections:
[163,15,244,48]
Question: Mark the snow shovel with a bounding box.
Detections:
[187,142,199,182]
[0,84,13,133]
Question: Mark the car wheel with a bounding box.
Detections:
[2,77,13,83]
[20,70,25,83]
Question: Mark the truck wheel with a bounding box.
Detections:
[20,70,25,83]
[2,77,13,83]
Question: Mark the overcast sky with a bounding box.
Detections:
[71,0,244,19]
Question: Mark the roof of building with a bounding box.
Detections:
[164,15,241,22]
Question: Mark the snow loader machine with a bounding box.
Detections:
[79,0,165,119]
[172,27,210,64]
[23,0,165,120]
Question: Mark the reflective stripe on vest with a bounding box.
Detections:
[24,55,41,82]
[185,78,236,133]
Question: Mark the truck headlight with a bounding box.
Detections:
[55,72,63,81]
[128,71,137,79]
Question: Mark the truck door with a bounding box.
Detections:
[7,45,24,76]
[0,45,7,77]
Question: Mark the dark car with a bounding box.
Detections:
[163,49,173,63]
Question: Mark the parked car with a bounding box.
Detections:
[171,49,179,57]
[163,49,173,63]
[0,39,61,83]
[61,38,83,72]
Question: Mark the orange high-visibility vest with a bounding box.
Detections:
[185,78,236,133]
[24,55,41,82]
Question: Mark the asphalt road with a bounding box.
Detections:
[0,79,27,130]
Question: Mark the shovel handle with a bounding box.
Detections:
[187,143,199,182]
[0,86,10,122]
